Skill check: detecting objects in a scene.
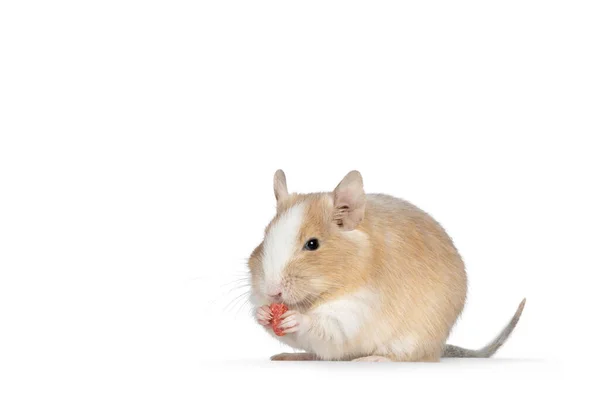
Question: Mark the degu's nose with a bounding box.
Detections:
[268,290,282,300]
[266,284,283,301]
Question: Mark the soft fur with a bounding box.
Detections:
[248,170,525,362]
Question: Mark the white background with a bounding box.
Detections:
[1,1,598,399]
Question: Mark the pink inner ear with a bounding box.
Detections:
[333,188,365,230]
[332,170,366,230]
[334,186,361,209]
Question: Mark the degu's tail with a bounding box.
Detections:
[443,298,526,358]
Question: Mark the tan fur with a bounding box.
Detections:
[248,170,524,362]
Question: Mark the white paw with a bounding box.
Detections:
[256,305,272,326]
[278,309,311,335]
[352,356,392,362]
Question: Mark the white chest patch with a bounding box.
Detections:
[262,203,306,284]
[311,288,378,341]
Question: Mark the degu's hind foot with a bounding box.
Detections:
[351,356,393,362]
[352,353,441,362]
[270,352,318,361]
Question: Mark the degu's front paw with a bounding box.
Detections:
[278,309,311,335]
[256,305,272,326]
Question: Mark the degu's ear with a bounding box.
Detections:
[273,169,289,204]
[333,170,366,230]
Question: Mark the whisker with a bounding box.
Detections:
[233,296,253,318]
[223,289,252,314]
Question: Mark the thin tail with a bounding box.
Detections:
[443,298,526,358]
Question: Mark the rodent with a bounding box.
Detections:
[247,169,526,362]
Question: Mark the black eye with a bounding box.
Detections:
[304,238,319,251]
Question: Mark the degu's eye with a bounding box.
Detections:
[304,238,320,251]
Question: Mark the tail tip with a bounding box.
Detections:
[513,297,527,322]
[519,297,526,310]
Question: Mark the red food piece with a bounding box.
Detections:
[270,303,289,336]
